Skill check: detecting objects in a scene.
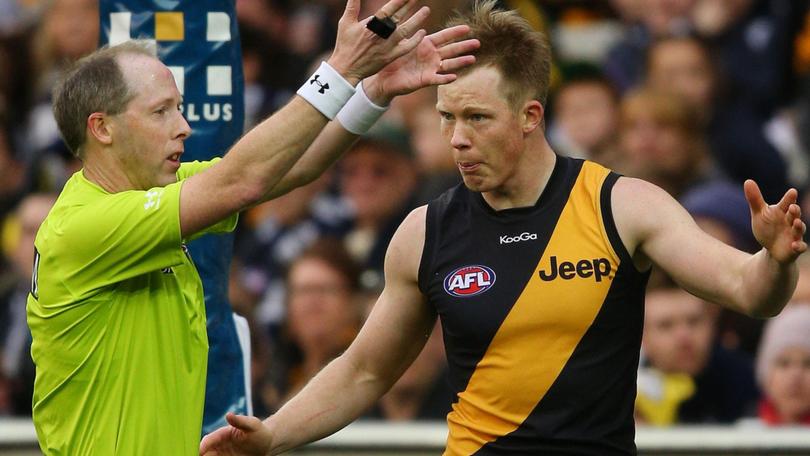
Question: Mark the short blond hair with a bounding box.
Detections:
[446,0,551,110]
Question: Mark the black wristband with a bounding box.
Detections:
[367,16,396,39]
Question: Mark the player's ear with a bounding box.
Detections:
[87,112,114,146]
[521,100,543,134]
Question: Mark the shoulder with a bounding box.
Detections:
[384,205,428,281]
[610,176,692,258]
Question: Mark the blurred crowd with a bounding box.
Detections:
[1,0,810,427]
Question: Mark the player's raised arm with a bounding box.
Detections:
[200,207,434,455]
[612,177,806,318]
[179,0,428,238]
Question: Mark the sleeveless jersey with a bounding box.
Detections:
[418,156,649,455]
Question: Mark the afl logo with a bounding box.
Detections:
[444,265,496,298]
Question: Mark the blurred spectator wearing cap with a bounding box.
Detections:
[636,287,759,425]
[337,127,419,290]
[682,181,765,355]
[616,87,715,199]
[755,304,810,426]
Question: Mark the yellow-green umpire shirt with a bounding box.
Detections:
[27,159,237,455]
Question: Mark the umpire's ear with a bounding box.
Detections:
[521,99,544,134]
[87,112,114,146]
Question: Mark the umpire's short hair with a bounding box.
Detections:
[52,40,156,159]
[446,0,552,111]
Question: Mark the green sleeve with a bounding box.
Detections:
[177,158,239,238]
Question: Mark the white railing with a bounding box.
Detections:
[3,419,810,454]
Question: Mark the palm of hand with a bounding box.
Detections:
[746,180,807,264]
[378,37,441,96]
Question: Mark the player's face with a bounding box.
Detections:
[111,54,190,190]
[437,66,528,194]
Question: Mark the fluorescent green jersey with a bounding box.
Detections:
[28,159,237,455]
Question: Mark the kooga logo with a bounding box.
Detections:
[500,232,537,244]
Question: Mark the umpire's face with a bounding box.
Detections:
[109,54,191,190]
[436,66,540,195]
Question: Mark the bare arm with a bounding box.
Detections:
[263,25,479,200]
[199,207,435,455]
[178,0,428,238]
[613,177,807,318]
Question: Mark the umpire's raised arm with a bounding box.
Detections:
[179,0,427,238]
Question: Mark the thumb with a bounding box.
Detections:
[225,412,262,432]
[342,0,360,21]
[744,179,766,215]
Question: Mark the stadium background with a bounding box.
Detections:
[1,0,810,453]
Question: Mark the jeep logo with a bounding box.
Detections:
[499,232,537,244]
[538,256,612,282]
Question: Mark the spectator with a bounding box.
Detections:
[23,0,97,192]
[232,173,351,335]
[755,304,810,425]
[549,74,619,163]
[338,129,419,290]
[603,0,696,93]
[646,35,715,122]
[637,287,760,424]
[260,240,362,412]
[409,92,462,204]
[0,193,56,416]
[682,181,765,355]
[616,87,714,198]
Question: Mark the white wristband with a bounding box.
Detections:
[296,61,355,120]
[336,81,389,135]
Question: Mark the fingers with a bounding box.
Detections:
[438,55,476,73]
[428,25,472,47]
[392,5,429,41]
[225,412,261,432]
[375,0,411,21]
[744,179,766,215]
[199,427,230,455]
[438,39,481,60]
[776,187,799,212]
[397,28,427,57]
[342,0,360,21]
[791,215,806,238]
[388,0,417,23]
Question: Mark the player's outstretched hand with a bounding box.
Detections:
[744,179,808,264]
[364,25,480,104]
[328,0,431,83]
[199,412,271,456]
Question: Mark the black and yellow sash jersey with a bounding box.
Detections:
[418,156,650,455]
